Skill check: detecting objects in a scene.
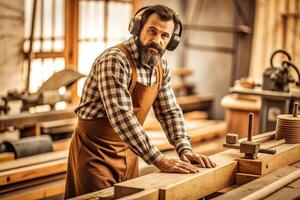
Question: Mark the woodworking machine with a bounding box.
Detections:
[0,69,85,115]
[263,49,300,92]
[230,49,300,133]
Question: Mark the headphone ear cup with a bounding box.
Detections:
[166,33,180,51]
[129,18,142,36]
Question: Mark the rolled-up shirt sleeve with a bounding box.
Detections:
[96,50,164,164]
[153,60,192,156]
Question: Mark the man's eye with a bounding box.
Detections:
[162,34,169,39]
[149,29,155,33]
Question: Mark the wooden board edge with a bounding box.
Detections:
[160,162,237,200]
[117,189,159,200]
[238,143,300,175]
[0,159,67,186]
[236,173,261,185]
[0,179,65,200]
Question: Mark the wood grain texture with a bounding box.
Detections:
[0,173,66,194]
[114,149,239,200]
[0,179,65,200]
[236,173,261,185]
[117,189,158,200]
[237,143,300,175]
[0,158,67,186]
[250,0,300,80]
[0,150,68,172]
[0,153,15,163]
[214,161,300,200]
[73,187,114,200]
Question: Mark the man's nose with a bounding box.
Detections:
[151,35,163,47]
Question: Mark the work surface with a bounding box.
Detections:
[0,118,227,200]
[74,134,300,200]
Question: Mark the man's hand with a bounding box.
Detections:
[180,150,216,168]
[154,157,199,174]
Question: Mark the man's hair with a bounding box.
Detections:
[140,5,180,33]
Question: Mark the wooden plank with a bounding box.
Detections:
[286,0,296,53]
[0,153,15,162]
[296,1,300,65]
[160,162,236,200]
[170,67,193,77]
[239,131,275,143]
[224,138,286,150]
[242,169,300,200]
[264,177,300,200]
[189,121,227,143]
[73,187,114,200]
[249,0,265,78]
[0,150,68,172]
[183,111,208,120]
[0,158,67,186]
[276,0,286,49]
[0,107,76,131]
[40,118,77,129]
[118,189,158,200]
[205,185,239,199]
[237,143,300,175]
[176,94,213,112]
[146,120,227,151]
[213,161,300,200]
[53,138,71,151]
[114,149,238,200]
[236,173,261,185]
[0,179,65,200]
[0,173,66,194]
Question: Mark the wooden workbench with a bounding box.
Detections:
[0,119,226,200]
[73,134,300,200]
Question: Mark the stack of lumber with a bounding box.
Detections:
[74,132,300,200]
[0,118,227,199]
[143,117,227,151]
[0,150,68,199]
[170,67,213,113]
[214,161,300,200]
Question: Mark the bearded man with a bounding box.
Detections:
[65,4,216,198]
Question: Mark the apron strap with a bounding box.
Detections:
[115,44,138,94]
[157,61,163,92]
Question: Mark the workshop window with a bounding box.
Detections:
[77,1,132,96]
[24,0,132,95]
[24,0,65,93]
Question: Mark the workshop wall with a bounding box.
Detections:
[250,0,300,81]
[0,0,24,96]
[184,0,238,120]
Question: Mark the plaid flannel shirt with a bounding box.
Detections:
[75,36,192,164]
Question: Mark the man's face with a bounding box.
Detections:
[138,13,175,66]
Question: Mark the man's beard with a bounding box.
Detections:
[137,38,164,66]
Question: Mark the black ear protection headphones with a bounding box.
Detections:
[128,6,182,51]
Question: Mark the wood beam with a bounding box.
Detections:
[32,51,64,59]
[0,159,67,186]
[214,161,300,199]
[114,149,238,200]
[237,143,300,175]
[65,0,79,103]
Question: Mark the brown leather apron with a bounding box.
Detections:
[65,44,163,198]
